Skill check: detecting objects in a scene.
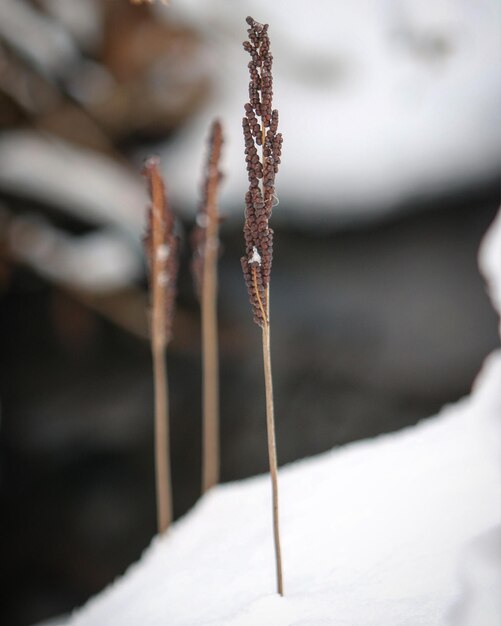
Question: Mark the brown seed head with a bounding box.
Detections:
[143,157,178,345]
[241,17,282,327]
[191,120,224,298]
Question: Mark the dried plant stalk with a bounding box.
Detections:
[144,157,178,534]
[241,16,284,596]
[192,120,224,493]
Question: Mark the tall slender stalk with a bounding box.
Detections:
[261,311,284,595]
[152,339,171,532]
[143,157,178,534]
[192,121,224,493]
[241,16,284,596]
[201,230,219,493]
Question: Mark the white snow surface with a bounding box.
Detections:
[64,210,501,625]
[157,0,501,223]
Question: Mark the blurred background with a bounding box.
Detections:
[0,1,500,624]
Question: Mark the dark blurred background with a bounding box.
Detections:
[0,2,500,625]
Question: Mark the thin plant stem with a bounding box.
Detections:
[201,223,219,492]
[143,157,178,535]
[193,120,223,493]
[259,51,283,597]
[152,339,172,533]
[261,301,284,596]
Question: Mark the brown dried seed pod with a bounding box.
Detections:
[190,120,223,299]
[241,16,282,323]
[143,157,179,344]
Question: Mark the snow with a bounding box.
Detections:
[450,526,501,626]
[62,209,501,624]
[480,208,501,337]
[0,0,78,78]
[5,213,141,291]
[156,244,170,262]
[157,271,169,287]
[248,246,262,266]
[158,0,501,223]
[0,131,146,235]
[64,360,501,625]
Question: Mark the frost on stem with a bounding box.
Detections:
[241,16,283,328]
[248,245,262,266]
[156,244,170,262]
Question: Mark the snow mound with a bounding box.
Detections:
[64,210,501,625]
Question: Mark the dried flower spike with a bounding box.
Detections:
[144,157,178,347]
[241,16,284,596]
[143,156,178,534]
[241,17,283,327]
[191,120,223,299]
[191,120,224,494]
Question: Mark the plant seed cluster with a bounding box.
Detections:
[144,157,179,344]
[241,16,283,327]
[191,121,223,298]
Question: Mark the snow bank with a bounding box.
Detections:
[63,209,501,625]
